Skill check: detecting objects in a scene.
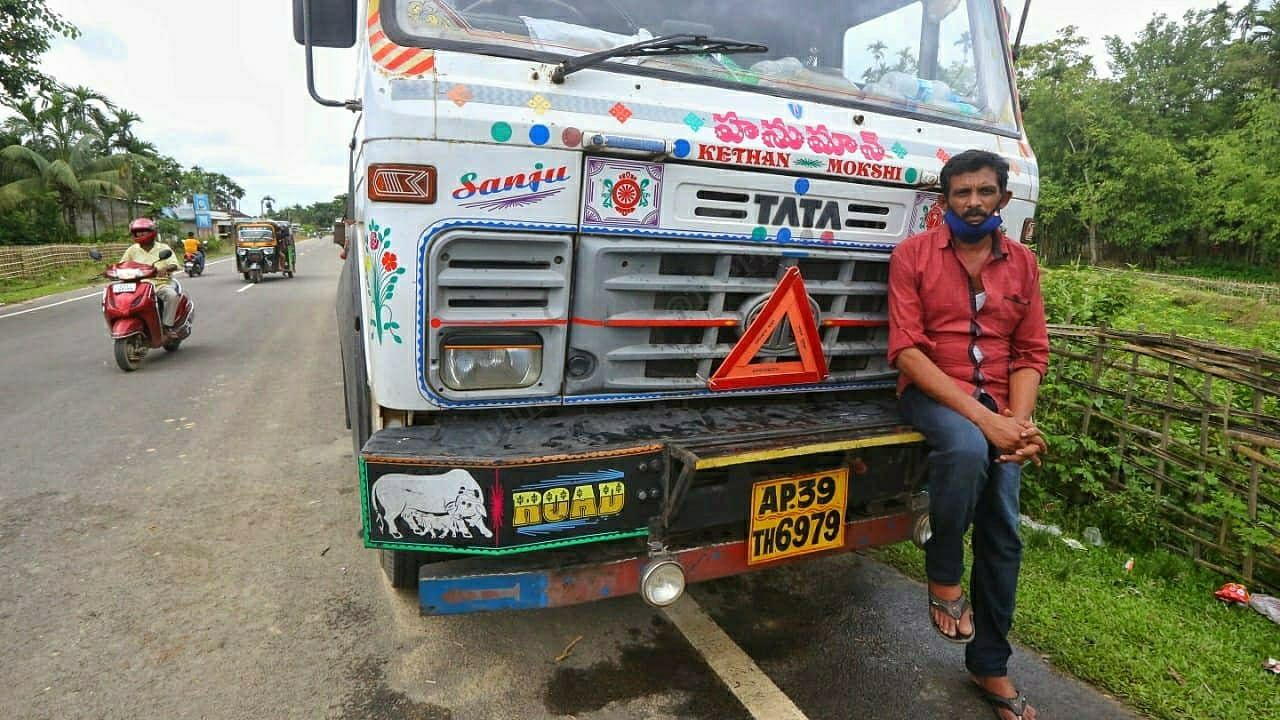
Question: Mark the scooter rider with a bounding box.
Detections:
[121,218,182,327]
[182,231,205,272]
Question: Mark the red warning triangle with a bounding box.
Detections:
[709,266,829,391]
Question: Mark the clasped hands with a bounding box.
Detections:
[979,409,1047,466]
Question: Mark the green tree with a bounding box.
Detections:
[1200,89,1280,263]
[1104,5,1244,141]
[1020,28,1199,264]
[0,0,79,96]
[0,139,133,240]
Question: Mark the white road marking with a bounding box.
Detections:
[0,252,242,321]
[236,284,255,294]
[0,291,101,320]
[663,596,810,720]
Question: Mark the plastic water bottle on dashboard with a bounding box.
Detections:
[877,71,979,114]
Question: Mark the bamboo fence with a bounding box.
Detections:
[1092,267,1280,303]
[0,243,132,281]
[1047,325,1280,590]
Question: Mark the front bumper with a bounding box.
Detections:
[361,393,924,552]
[417,510,915,614]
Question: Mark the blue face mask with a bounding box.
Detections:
[944,208,1003,244]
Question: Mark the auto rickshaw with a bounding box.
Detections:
[233,220,295,283]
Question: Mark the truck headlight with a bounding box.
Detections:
[640,557,685,607]
[441,333,542,390]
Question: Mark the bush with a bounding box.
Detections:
[1042,264,1133,326]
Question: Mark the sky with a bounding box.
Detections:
[29,0,1241,210]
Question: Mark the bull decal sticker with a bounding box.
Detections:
[371,469,493,541]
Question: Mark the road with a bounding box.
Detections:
[0,238,1139,719]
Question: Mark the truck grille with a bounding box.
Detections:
[566,237,895,396]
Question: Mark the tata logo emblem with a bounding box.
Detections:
[752,193,843,230]
[741,291,823,356]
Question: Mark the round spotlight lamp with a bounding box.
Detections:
[640,558,686,607]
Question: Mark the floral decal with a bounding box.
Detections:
[601,172,650,216]
[363,219,406,344]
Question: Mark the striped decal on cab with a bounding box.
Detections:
[367,0,436,78]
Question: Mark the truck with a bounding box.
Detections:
[293,0,1039,615]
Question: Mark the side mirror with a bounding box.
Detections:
[158,248,174,260]
[333,221,347,247]
[89,249,103,261]
[292,0,357,48]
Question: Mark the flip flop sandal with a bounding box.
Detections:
[978,688,1031,720]
[928,591,975,643]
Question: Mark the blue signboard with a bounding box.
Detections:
[195,213,212,229]
[192,193,211,212]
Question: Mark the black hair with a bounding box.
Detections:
[940,150,1010,196]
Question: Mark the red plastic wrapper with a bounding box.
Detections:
[1214,582,1252,605]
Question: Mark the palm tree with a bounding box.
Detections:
[91,107,143,155]
[1,97,51,149]
[1233,0,1260,41]
[63,85,110,129]
[0,139,133,239]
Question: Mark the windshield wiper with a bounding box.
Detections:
[551,33,768,84]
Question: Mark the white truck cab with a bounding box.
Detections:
[295,0,1037,614]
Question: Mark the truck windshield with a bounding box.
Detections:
[392,0,1018,134]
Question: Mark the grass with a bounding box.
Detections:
[0,243,231,306]
[1043,265,1280,351]
[875,533,1280,720]
[0,260,108,305]
[1151,260,1280,285]
[1114,279,1280,352]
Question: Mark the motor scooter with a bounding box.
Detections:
[184,244,206,277]
[90,248,195,371]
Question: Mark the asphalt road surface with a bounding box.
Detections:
[0,238,1140,719]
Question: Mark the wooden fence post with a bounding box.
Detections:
[1244,369,1264,584]
[1154,332,1178,499]
[1111,346,1142,489]
[1081,326,1108,437]
[1193,369,1214,562]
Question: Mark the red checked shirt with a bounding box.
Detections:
[887,224,1049,412]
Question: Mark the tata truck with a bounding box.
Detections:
[293,0,1039,615]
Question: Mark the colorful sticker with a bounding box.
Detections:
[711,113,889,161]
[364,219,405,344]
[447,84,472,107]
[451,163,571,212]
[370,469,493,541]
[610,102,633,123]
[908,192,946,235]
[527,94,552,115]
[583,159,663,227]
[511,470,627,536]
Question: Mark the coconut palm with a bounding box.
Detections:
[0,139,133,239]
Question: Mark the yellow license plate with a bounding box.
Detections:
[748,468,848,565]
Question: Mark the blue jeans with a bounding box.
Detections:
[900,386,1023,677]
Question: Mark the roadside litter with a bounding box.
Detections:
[1019,514,1095,552]
[1213,582,1280,627]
